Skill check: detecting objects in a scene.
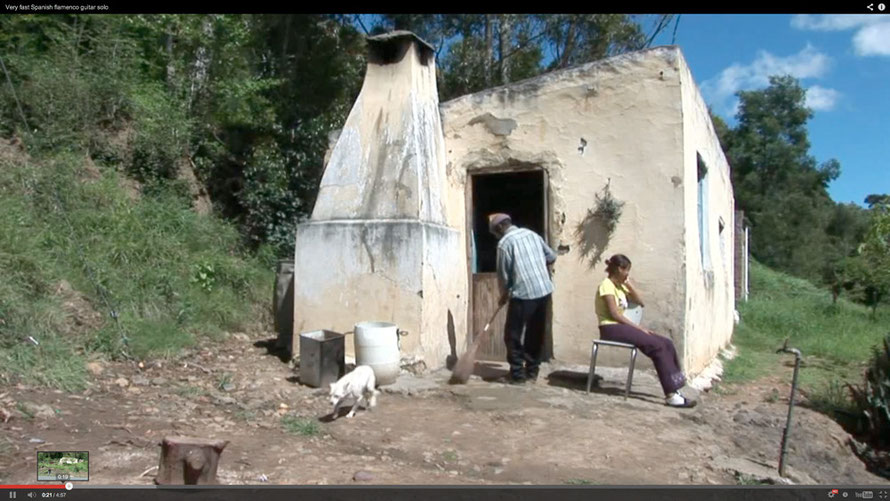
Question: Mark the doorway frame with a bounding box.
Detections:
[465,165,552,362]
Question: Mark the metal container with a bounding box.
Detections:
[299,330,345,388]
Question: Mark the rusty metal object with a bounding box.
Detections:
[776,338,802,478]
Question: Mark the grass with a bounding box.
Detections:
[15,402,35,420]
[216,373,233,391]
[722,261,887,417]
[281,416,320,437]
[734,473,770,485]
[235,409,257,421]
[0,151,273,391]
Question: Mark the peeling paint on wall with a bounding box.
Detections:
[467,113,518,137]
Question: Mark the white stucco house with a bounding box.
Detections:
[292,31,735,377]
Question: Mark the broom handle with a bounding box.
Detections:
[473,302,506,348]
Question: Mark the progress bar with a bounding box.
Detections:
[0,486,66,489]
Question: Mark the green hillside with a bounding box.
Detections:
[0,147,274,392]
[725,260,887,413]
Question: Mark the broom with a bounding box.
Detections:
[449,302,506,384]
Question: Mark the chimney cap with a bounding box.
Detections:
[367,30,435,56]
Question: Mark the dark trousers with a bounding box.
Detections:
[599,323,686,395]
[504,294,550,379]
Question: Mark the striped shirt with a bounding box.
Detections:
[496,226,557,300]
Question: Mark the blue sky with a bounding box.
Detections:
[649,14,889,207]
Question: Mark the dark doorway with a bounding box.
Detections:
[468,169,551,362]
[471,170,546,272]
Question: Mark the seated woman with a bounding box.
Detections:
[594,254,696,408]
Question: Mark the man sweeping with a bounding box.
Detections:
[489,213,557,384]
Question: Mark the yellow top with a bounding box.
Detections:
[595,277,629,326]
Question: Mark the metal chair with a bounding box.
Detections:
[586,303,643,399]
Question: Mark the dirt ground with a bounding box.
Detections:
[1,331,886,486]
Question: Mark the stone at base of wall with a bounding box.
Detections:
[399,356,427,376]
[338,355,428,376]
[688,344,737,391]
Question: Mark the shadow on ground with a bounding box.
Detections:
[473,362,509,381]
[546,369,660,403]
[254,338,291,363]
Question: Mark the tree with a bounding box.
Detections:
[369,14,676,101]
[1,14,679,260]
[542,14,643,70]
[852,196,890,318]
[822,202,870,303]
[196,14,365,254]
[721,75,842,282]
[866,193,890,209]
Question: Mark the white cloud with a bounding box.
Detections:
[805,85,841,111]
[791,14,882,31]
[791,15,890,58]
[701,44,832,115]
[853,22,890,56]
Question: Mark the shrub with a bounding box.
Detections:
[848,334,890,448]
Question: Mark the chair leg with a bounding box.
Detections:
[625,348,637,400]
[587,343,599,394]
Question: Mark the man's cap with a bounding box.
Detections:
[488,213,511,232]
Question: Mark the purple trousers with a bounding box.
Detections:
[598,323,686,395]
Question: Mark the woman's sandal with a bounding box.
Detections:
[667,396,697,408]
[665,391,698,408]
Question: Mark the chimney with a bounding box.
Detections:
[291,32,466,370]
[311,31,446,224]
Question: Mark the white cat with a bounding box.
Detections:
[329,365,380,420]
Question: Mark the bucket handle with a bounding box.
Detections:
[344,329,407,336]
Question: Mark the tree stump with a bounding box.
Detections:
[156,436,228,485]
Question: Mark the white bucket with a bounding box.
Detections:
[354,321,404,386]
[624,302,644,324]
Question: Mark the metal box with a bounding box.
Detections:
[298,330,345,388]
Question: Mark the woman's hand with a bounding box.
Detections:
[624,278,645,307]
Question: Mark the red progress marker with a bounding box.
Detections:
[0,485,67,489]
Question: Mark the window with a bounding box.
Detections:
[697,153,711,271]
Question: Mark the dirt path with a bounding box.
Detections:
[0,331,884,485]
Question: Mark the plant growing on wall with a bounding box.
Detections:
[592,180,625,237]
[575,179,625,269]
